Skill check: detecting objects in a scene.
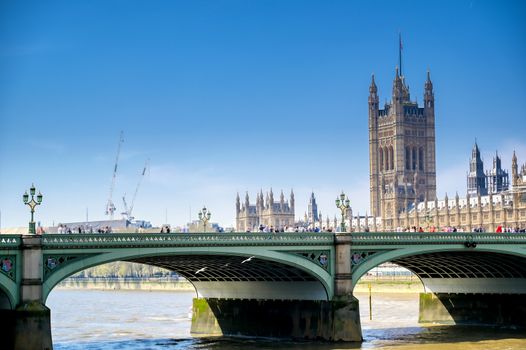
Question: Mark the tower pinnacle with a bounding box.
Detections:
[369,74,377,94]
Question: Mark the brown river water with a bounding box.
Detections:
[47,289,526,349]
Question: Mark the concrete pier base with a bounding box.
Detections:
[419,292,526,326]
[191,296,362,341]
[0,302,53,350]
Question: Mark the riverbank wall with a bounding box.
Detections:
[56,278,196,292]
[56,278,424,293]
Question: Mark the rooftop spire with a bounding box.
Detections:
[369,74,377,94]
[425,69,433,92]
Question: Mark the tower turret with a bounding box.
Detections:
[512,151,518,186]
[467,142,488,196]
[244,192,249,209]
[424,70,434,109]
[392,67,405,114]
[290,189,295,212]
[368,42,437,227]
[308,192,318,224]
[236,193,241,215]
[487,150,509,193]
[369,74,379,118]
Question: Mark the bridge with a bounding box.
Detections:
[1,232,525,349]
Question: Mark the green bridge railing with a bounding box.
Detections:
[0,235,21,249]
[1,232,525,250]
[349,232,526,245]
[41,232,335,248]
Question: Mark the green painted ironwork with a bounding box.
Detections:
[43,254,99,278]
[41,244,335,303]
[350,251,378,267]
[292,251,331,272]
[0,235,21,249]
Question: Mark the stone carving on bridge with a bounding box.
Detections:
[293,251,331,272]
[0,256,15,281]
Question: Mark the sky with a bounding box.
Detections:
[1,0,525,229]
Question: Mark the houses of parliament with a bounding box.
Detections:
[368,66,526,232]
[235,62,526,232]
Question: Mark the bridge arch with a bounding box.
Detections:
[42,247,334,303]
[352,246,526,294]
[0,274,16,310]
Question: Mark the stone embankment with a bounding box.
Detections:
[56,278,195,292]
[56,277,423,293]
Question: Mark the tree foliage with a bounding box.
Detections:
[73,262,174,278]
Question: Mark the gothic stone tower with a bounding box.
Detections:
[467,142,488,196]
[369,68,437,219]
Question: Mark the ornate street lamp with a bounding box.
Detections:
[23,184,43,234]
[198,206,211,232]
[335,191,350,232]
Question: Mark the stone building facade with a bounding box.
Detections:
[370,152,526,232]
[368,68,437,219]
[236,189,295,231]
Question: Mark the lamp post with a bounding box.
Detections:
[23,184,43,234]
[198,206,211,232]
[335,191,350,232]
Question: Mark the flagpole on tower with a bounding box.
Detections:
[399,32,403,76]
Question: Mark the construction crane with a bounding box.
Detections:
[121,158,149,221]
[105,131,124,220]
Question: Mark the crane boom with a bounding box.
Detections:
[106,131,124,220]
[121,194,129,218]
[127,158,149,220]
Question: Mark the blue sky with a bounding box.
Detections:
[1,0,525,229]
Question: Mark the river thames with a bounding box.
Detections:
[47,289,526,349]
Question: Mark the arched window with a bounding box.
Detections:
[384,147,389,171]
[379,148,384,172]
[411,148,416,170]
[389,146,394,170]
[419,148,424,171]
[405,147,410,170]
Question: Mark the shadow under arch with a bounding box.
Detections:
[353,261,425,292]
[351,246,526,327]
[42,247,333,304]
[352,245,526,293]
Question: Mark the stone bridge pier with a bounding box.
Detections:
[0,236,52,350]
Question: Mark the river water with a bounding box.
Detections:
[47,289,526,350]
